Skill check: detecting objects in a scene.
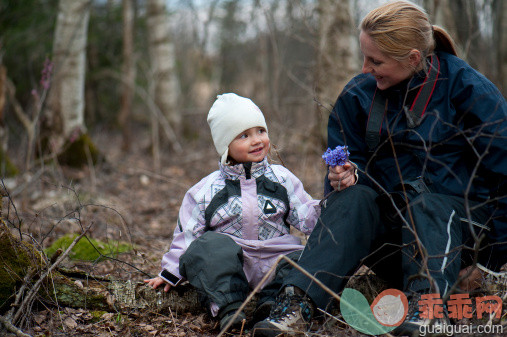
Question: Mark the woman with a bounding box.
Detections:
[253,1,506,336]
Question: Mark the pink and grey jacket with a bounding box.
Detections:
[159,158,321,288]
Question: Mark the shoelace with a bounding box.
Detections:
[406,298,421,322]
[269,293,302,323]
[269,296,292,322]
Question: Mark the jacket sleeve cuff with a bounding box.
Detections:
[159,269,184,286]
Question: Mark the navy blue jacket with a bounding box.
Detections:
[326,51,507,268]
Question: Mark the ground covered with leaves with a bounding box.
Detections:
[1,129,506,336]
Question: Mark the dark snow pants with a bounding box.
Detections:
[179,231,301,313]
[282,184,491,309]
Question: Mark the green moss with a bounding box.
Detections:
[0,224,43,312]
[91,310,108,321]
[44,234,133,261]
[49,276,110,311]
[57,133,101,168]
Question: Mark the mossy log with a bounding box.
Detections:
[0,223,204,316]
[51,270,203,314]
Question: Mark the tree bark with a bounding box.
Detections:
[45,0,90,142]
[41,0,99,168]
[447,0,481,68]
[146,0,181,138]
[314,0,359,146]
[0,65,16,176]
[118,0,136,152]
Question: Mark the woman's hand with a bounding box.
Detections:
[328,162,357,191]
[144,276,172,292]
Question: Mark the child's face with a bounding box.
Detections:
[228,127,270,164]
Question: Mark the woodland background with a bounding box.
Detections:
[0,0,505,336]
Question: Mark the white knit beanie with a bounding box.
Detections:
[207,93,268,165]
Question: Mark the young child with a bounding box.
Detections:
[144,93,320,331]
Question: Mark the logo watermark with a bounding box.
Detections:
[419,323,504,336]
[340,288,504,336]
[340,288,407,335]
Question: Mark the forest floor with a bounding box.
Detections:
[2,128,506,336]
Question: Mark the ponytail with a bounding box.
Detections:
[432,25,458,56]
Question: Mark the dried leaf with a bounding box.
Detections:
[63,317,77,329]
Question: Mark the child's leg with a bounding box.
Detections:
[257,250,302,304]
[253,250,302,323]
[179,231,249,316]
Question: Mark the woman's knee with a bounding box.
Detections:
[408,193,462,217]
[326,184,378,207]
[320,184,381,231]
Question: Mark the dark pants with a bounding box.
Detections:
[179,231,301,312]
[283,184,490,309]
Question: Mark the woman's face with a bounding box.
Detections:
[360,31,417,90]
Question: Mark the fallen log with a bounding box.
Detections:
[1,220,258,326]
[52,267,203,314]
[0,222,202,314]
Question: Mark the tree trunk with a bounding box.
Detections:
[118,0,136,152]
[146,0,181,139]
[0,64,17,177]
[42,0,98,167]
[447,0,481,68]
[45,0,89,142]
[314,0,359,147]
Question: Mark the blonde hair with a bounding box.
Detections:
[360,0,457,62]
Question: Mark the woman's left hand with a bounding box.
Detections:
[328,161,357,191]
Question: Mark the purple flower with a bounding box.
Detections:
[322,145,349,166]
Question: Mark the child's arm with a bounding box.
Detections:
[155,177,210,287]
[280,167,321,235]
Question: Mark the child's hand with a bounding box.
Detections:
[144,276,172,292]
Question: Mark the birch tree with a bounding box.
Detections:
[146,0,182,170]
[42,0,98,166]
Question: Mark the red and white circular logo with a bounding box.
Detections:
[370,289,409,327]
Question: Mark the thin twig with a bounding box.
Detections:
[0,315,32,337]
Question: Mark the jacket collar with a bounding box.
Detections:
[219,157,269,180]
